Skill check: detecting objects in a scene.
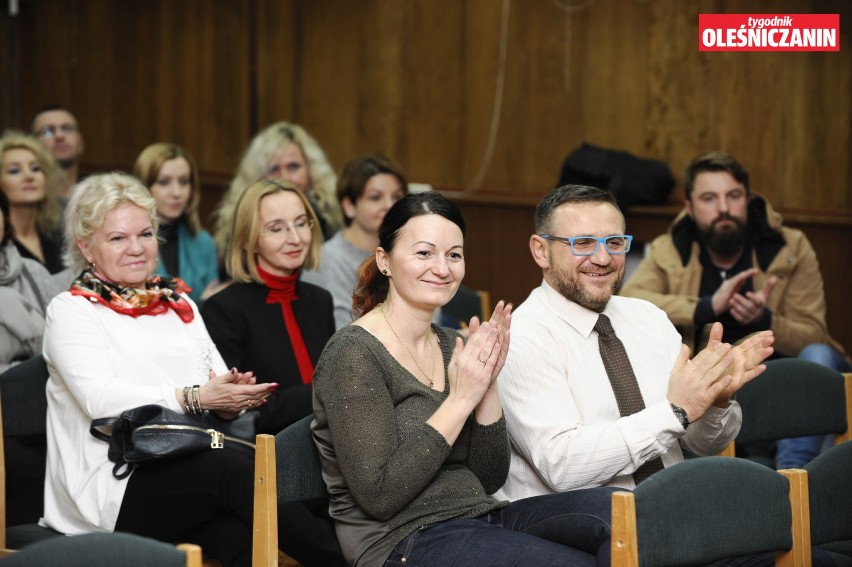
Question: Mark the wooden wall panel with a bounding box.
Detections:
[297,0,363,171]
[402,0,464,187]
[197,1,251,176]
[256,0,299,130]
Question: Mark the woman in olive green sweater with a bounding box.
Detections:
[312,192,619,567]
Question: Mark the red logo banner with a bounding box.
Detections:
[698,14,839,52]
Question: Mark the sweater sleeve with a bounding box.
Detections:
[313,331,454,522]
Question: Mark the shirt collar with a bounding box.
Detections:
[539,278,601,339]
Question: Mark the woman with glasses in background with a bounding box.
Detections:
[202,179,335,435]
[132,143,219,305]
[201,179,344,566]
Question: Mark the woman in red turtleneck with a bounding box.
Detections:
[201,179,335,435]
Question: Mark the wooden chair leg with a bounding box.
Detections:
[611,491,638,567]
[253,434,278,567]
[777,469,812,567]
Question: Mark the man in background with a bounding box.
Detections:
[31,105,85,201]
[621,151,850,468]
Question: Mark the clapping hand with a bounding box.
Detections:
[201,368,278,420]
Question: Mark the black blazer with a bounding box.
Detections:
[201,280,335,434]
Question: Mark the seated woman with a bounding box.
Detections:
[312,192,619,567]
[132,143,219,304]
[42,172,276,566]
[0,133,65,274]
[0,190,68,373]
[214,121,343,259]
[303,153,407,329]
[202,179,335,435]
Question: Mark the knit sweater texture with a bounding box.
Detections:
[312,324,509,566]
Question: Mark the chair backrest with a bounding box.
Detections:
[804,440,852,546]
[441,285,491,328]
[0,355,50,438]
[0,355,52,552]
[612,457,799,567]
[275,415,327,503]
[718,359,850,457]
[0,532,201,566]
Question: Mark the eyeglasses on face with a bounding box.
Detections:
[35,124,78,138]
[538,234,633,256]
[261,215,315,238]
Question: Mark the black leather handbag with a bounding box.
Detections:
[90,404,258,479]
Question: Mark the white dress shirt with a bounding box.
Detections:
[494,280,741,500]
[41,291,227,534]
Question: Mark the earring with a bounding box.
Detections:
[382,269,388,275]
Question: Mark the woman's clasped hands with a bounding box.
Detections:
[199,368,278,420]
[448,300,512,407]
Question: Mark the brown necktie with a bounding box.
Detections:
[594,314,664,484]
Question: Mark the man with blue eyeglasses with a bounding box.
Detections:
[494,184,775,500]
[621,151,850,468]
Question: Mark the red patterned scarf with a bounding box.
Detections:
[70,269,194,322]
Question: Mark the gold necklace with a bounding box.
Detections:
[380,304,436,388]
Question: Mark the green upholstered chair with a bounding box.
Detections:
[0,532,201,566]
[718,358,851,462]
[0,355,62,553]
[804,441,852,567]
[612,456,803,566]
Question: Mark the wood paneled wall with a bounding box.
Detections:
[1,0,849,348]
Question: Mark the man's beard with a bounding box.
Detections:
[548,253,624,313]
[697,213,748,258]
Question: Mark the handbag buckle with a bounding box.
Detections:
[208,429,224,449]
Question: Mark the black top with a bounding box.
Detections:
[201,279,335,434]
[14,231,65,274]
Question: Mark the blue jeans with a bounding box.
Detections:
[775,344,852,469]
[385,487,621,567]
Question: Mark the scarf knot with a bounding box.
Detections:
[70,269,194,323]
[258,266,314,384]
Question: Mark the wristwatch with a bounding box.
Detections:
[670,403,690,430]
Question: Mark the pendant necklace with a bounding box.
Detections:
[380,304,436,388]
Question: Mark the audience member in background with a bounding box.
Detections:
[31,105,85,201]
[201,179,343,565]
[620,151,850,468]
[312,192,620,567]
[214,121,343,260]
[132,143,219,304]
[302,153,407,329]
[0,190,68,373]
[203,179,334,434]
[496,185,774,496]
[0,133,65,274]
[42,172,276,567]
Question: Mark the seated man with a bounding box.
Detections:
[31,105,85,203]
[620,151,850,467]
[496,184,773,497]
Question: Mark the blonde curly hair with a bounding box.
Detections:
[213,122,342,257]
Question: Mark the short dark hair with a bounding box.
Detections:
[30,104,78,132]
[337,154,408,226]
[683,151,749,200]
[353,192,466,315]
[535,184,620,234]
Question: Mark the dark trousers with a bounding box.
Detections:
[386,487,621,567]
[115,450,345,567]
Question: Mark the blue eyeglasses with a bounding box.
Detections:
[538,234,633,256]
